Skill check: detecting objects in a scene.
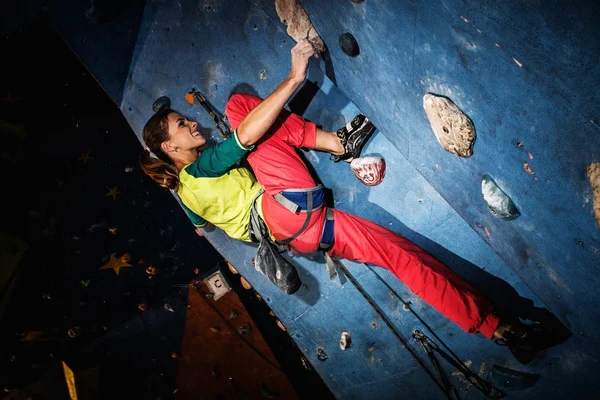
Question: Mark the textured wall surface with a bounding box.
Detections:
[34,0,599,398]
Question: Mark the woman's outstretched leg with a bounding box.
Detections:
[328,209,501,338]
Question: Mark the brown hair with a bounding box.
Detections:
[139,108,180,190]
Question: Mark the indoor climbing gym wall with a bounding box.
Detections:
[31,0,599,398]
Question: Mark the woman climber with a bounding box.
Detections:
[139,39,545,364]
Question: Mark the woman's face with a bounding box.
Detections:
[165,112,207,150]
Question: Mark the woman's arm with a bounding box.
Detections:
[236,39,317,147]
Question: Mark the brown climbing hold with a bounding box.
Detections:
[227,262,238,275]
[275,0,325,52]
[240,276,252,289]
[523,162,535,175]
[423,93,476,157]
[210,326,221,333]
[276,320,286,331]
[587,162,600,227]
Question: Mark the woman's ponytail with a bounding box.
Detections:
[139,148,180,190]
[140,108,180,190]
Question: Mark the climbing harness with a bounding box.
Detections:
[269,184,338,279]
[188,87,232,138]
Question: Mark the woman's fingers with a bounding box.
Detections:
[289,39,318,83]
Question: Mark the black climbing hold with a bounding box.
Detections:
[317,347,328,361]
[339,33,360,57]
[152,96,171,113]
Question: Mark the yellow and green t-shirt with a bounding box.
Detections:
[177,130,264,242]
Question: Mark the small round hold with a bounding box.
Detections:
[339,33,360,57]
[339,331,351,350]
[153,96,171,113]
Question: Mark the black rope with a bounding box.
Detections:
[329,257,453,400]
[363,264,505,399]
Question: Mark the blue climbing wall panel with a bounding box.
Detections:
[56,0,599,398]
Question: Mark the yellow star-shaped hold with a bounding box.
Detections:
[105,186,120,200]
[99,254,132,276]
[79,151,93,164]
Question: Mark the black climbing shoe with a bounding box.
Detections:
[332,114,376,163]
[495,322,546,365]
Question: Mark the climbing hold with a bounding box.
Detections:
[238,323,252,337]
[152,96,171,113]
[481,175,520,220]
[587,162,600,228]
[339,33,360,57]
[275,0,325,52]
[227,262,238,274]
[523,162,535,175]
[423,93,476,157]
[339,331,351,350]
[276,320,286,331]
[67,326,81,338]
[163,303,175,312]
[317,347,328,361]
[350,156,386,186]
[240,276,252,289]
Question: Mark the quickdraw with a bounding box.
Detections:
[188,87,232,138]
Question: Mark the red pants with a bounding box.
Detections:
[226,94,501,338]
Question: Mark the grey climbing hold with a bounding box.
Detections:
[481,175,520,220]
[152,96,171,113]
[423,93,476,157]
[339,33,360,57]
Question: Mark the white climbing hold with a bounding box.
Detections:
[423,93,476,157]
[350,156,386,186]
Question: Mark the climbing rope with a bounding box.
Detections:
[332,257,505,399]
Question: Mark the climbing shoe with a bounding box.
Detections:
[332,114,376,163]
[495,321,546,364]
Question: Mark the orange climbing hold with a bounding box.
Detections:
[185,93,195,105]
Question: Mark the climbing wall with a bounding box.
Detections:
[290,0,600,357]
[101,0,600,398]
